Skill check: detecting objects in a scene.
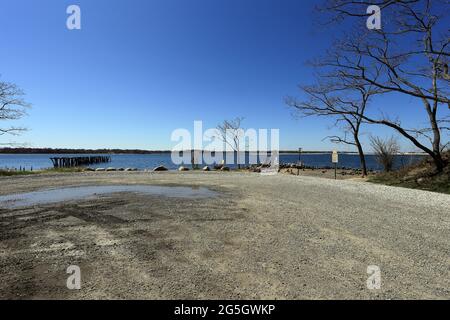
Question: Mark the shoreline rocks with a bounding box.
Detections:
[153,165,168,172]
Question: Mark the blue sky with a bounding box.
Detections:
[0,0,446,151]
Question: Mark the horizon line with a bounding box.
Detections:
[0,147,428,155]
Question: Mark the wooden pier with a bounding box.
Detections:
[50,156,111,168]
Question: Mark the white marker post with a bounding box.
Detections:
[332,150,338,180]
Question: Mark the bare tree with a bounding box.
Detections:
[313,0,449,172]
[216,117,244,169]
[0,79,30,144]
[287,78,385,176]
[370,136,400,172]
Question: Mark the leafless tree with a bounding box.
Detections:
[370,135,400,172]
[313,0,449,172]
[216,117,244,169]
[0,79,30,145]
[287,79,385,176]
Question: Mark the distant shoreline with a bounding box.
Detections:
[0,148,428,156]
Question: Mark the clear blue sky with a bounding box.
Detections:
[0,0,443,151]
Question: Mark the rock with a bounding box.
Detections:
[95,168,105,172]
[202,166,210,171]
[117,168,125,171]
[153,165,168,172]
[84,168,94,171]
[214,159,225,170]
[124,168,137,171]
[417,177,425,184]
[221,166,230,171]
[106,167,116,171]
[178,166,189,171]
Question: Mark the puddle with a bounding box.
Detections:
[0,185,218,209]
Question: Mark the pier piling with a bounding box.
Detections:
[50,156,111,168]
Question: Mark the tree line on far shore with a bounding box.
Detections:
[0,148,173,154]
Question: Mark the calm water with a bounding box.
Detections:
[0,185,218,209]
[0,153,425,171]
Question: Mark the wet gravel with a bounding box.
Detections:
[0,171,448,299]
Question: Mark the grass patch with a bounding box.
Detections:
[0,167,85,176]
[369,172,450,194]
[42,167,86,173]
[0,170,39,176]
[368,151,450,194]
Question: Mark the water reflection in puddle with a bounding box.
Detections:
[0,185,218,209]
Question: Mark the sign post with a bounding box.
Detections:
[332,150,339,180]
[297,148,302,175]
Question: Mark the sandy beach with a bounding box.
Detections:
[0,171,448,299]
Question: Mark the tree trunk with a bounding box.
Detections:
[354,134,367,176]
[426,65,445,173]
[430,151,445,173]
[424,96,445,173]
[429,115,444,173]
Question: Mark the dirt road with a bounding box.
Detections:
[0,172,448,299]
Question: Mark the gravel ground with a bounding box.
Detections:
[0,171,448,299]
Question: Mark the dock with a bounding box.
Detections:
[50,156,111,168]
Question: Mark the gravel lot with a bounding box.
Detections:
[0,171,448,299]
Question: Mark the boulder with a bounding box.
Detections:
[106,167,116,171]
[124,168,137,171]
[95,168,105,172]
[214,159,226,170]
[153,165,168,172]
[220,166,230,171]
[84,167,95,172]
[117,168,125,171]
[178,166,189,171]
[202,166,210,171]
